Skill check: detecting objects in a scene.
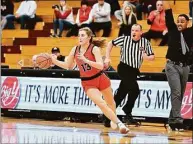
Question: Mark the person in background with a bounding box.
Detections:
[91,0,112,37]
[114,0,142,20]
[140,0,157,16]
[50,0,74,37]
[70,0,93,36]
[189,0,193,19]
[6,0,37,29]
[115,5,137,36]
[143,0,168,46]
[87,0,97,6]
[105,0,120,15]
[163,1,193,131]
[32,55,39,69]
[125,0,143,20]
[190,45,193,73]
[1,0,14,30]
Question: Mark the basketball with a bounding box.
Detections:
[34,53,52,69]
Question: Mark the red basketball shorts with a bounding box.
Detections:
[81,73,111,92]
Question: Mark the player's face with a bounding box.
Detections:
[78,30,90,45]
[131,25,142,40]
[177,16,188,31]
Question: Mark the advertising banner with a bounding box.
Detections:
[1,76,192,119]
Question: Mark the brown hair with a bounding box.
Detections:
[60,0,71,11]
[79,27,107,48]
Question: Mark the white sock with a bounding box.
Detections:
[117,122,124,128]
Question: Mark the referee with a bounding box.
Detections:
[104,24,155,126]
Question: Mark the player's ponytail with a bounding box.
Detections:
[79,27,107,48]
[92,38,106,48]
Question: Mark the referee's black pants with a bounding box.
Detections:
[114,62,140,115]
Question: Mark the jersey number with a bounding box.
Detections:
[81,63,91,72]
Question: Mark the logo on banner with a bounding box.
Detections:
[1,77,20,109]
[181,82,193,119]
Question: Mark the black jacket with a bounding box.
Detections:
[165,9,193,64]
[1,0,14,16]
[51,55,65,69]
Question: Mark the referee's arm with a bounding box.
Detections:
[105,40,113,61]
[143,40,155,61]
[105,36,124,62]
[104,40,113,68]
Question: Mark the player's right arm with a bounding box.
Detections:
[51,46,76,69]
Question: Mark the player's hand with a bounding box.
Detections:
[104,58,111,69]
[77,52,88,63]
[50,53,57,60]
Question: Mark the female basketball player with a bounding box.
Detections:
[50,27,129,134]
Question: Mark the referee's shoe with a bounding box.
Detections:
[124,114,141,126]
[103,115,111,127]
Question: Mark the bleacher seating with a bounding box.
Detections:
[1,0,191,73]
[4,44,167,72]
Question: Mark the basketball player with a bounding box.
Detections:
[50,27,129,134]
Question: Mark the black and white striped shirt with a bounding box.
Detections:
[112,36,154,69]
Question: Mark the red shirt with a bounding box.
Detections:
[54,8,71,19]
[75,44,101,78]
[148,10,167,32]
[79,7,92,23]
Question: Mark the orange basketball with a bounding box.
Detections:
[35,53,52,69]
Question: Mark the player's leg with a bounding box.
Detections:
[101,86,116,114]
[86,88,129,134]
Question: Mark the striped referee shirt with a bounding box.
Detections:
[112,36,154,69]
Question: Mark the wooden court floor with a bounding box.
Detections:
[1,117,192,144]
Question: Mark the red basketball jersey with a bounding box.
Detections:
[75,44,101,78]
